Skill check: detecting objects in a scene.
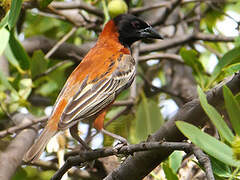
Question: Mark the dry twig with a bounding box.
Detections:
[51,142,191,180]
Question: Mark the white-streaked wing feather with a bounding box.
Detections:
[58,54,135,130]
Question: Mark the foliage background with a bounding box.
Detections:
[0,0,240,179]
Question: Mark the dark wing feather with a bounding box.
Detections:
[58,54,135,130]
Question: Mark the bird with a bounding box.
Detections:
[23,14,162,162]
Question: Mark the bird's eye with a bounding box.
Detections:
[131,21,141,29]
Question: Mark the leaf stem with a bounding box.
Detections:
[102,0,110,24]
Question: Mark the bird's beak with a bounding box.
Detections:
[139,26,163,39]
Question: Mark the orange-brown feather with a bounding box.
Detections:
[24,20,130,162]
[94,110,107,130]
[48,20,130,127]
[48,99,67,130]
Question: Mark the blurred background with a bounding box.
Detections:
[0,0,240,179]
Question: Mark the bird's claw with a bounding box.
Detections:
[113,140,129,151]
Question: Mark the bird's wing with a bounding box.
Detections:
[58,54,136,130]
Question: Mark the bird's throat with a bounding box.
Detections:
[98,20,130,54]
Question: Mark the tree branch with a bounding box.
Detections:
[51,142,191,180]
[140,33,235,54]
[0,114,39,180]
[0,116,47,138]
[44,27,78,59]
[130,0,221,15]
[138,53,184,64]
[50,1,104,18]
[130,1,171,14]
[28,160,95,180]
[22,36,95,62]
[104,73,240,180]
[22,33,234,63]
[192,146,215,180]
[33,61,71,80]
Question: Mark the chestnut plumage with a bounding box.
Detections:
[23,14,163,162]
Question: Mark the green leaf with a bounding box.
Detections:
[180,48,199,68]
[0,28,9,55]
[236,94,240,104]
[0,71,19,97]
[223,86,240,135]
[169,151,184,173]
[9,31,30,70]
[4,43,24,73]
[11,167,27,180]
[222,63,240,77]
[30,50,48,79]
[176,121,240,167]
[198,86,234,143]
[18,78,32,100]
[150,172,161,180]
[37,80,58,96]
[204,9,222,33]
[23,13,71,39]
[180,48,206,87]
[136,92,163,141]
[8,0,23,29]
[209,46,240,86]
[104,111,133,146]
[48,61,72,88]
[38,0,54,8]
[23,166,55,180]
[12,73,21,90]
[210,156,232,178]
[162,163,179,180]
[0,11,9,29]
[234,36,240,47]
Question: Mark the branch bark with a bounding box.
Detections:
[192,146,215,180]
[22,36,95,62]
[140,33,235,54]
[104,73,240,180]
[51,142,191,180]
[50,1,104,18]
[0,114,39,180]
[138,53,184,64]
[21,33,234,63]
[0,116,47,138]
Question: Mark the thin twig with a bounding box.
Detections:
[140,33,235,54]
[182,0,231,3]
[112,99,134,106]
[196,42,221,59]
[0,116,47,138]
[51,1,104,17]
[87,106,131,143]
[47,5,80,26]
[130,2,171,14]
[208,2,240,30]
[103,74,240,180]
[0,114,40,180]
[129,0,219,15]
[138,53,184,64]
[192,145,215,180]
[33,60,72,80]
[45,27,78,59]
[32,10,65,21]
[28,160,93,179]
[0,102,13,122]
[138,73,187,102]
[51,142,191,180]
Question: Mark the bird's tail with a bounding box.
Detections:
[23,125,57,162]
